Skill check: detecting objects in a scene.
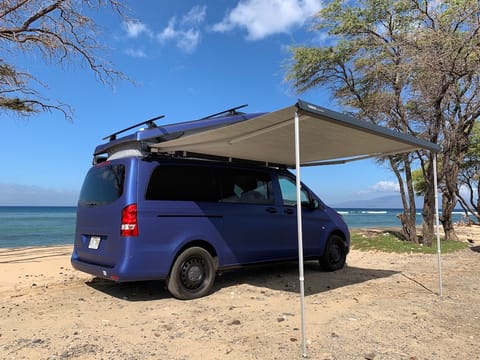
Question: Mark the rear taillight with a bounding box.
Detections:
[121,204,138,237]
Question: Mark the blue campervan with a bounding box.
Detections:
[71,105,350,300]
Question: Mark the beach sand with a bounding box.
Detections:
[1,226,479,359]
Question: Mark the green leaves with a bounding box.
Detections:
[287,0,480,235]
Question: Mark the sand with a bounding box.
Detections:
[1,225,479,359]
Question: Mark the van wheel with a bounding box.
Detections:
[320,235,346,271]
[167,247,215,300]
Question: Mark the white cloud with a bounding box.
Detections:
[158,18,178,42]
[124,48,147,58]
[371,181,400,192]
[124,20,151,38]
[157,6,206,53]
[356,181,400,196]
[157,19,201,53]
[181,5,207,26]
[458,183,478,200]
[312,30,333,45]
[213,0,322,40]
[176,29,201,53]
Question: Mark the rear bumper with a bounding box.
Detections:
[71,250,169,282]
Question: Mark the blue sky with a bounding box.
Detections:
[0,0,402,206]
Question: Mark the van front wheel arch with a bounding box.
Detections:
[167,247,216,300]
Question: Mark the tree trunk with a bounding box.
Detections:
[404,157,419,242]
[440,148,461,241]
[397,212,418,243]
[422,199,435,246]
[389,156,418,243]
[421,157,436,246]
[476,180,480,222]
[441,189,459,240]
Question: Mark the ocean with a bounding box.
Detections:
[0,206,76,248]
[0,206,470,248]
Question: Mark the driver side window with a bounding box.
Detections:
[278,175,310,207]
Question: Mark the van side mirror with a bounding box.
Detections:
[310,199,322,210]
[302,198,321,210]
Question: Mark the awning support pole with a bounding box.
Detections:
[295,111,308,357]
[433,154,443,296]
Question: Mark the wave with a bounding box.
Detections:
[361,211,387,214]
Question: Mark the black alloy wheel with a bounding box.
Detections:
[167,247,215,300]
[320,234,347,271]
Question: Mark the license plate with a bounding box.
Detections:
[88,236,101,249]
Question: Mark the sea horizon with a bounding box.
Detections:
[0,205,471,249]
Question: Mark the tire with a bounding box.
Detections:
[320,234,347,271]
[167,247,216,300]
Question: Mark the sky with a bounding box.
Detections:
[0,0,403,207]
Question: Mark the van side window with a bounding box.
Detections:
[146,165,273,204]
[278,175,310,207]
[220,169,273,204]
[146,166,220,202]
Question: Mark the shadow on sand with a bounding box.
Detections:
[470,246,480,253]
[85,261,399,301]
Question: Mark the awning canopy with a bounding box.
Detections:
[151,99,442,358]
[151,100,440,166]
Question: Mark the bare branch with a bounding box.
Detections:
[0,0,129,120]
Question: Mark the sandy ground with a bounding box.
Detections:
[0,226,479,360]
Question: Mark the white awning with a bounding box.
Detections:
[151,99,442,358]
[151,100,440,166]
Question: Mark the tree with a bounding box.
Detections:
[457,121,480,224]
[286,0,480,242]
[0,0,126,120]
[409,0,480,240]
[286,0,427,243]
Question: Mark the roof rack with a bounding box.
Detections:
[200,104,248,120]
[102,115,165,141]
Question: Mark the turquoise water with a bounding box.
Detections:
[0,206,76,248]
[0,206,469,248]
[339,208,468,228]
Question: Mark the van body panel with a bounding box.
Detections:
[72,154,350,285]
[136,200,225,274]
[72,157,141,280]
[271,171,339,257]
[212,201,295,265]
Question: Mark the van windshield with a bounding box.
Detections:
[78,164,125,206]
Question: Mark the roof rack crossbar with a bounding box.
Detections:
[200,104,248,120]
[103,115,165,141]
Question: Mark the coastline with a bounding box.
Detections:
[0,206,473,249]
[1,223,479,293]
[0,226,479,359]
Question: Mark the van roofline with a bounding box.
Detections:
[94,112,266,156]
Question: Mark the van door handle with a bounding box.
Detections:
[266,207,277,214]
[284,208,294,215]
